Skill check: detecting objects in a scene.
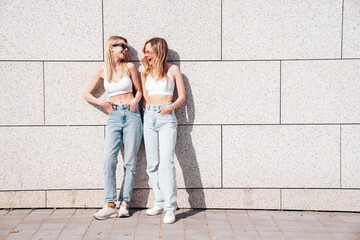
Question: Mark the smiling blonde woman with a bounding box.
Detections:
[141,37,186,224]
[83,36,142,220]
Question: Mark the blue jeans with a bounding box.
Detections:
[104,104,142,203]
[144,102,178,211]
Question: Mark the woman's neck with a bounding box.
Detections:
[112,58,124,71]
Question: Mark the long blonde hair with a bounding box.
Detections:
[141,37,169,83]
[105,36,129,83]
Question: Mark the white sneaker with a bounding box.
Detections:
[118,201,130,217]
[146,206,164,216]
[94,203,118,220]
[163,211,175,224]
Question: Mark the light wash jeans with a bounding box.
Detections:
[144,102,178,211]
[104,104,142,203]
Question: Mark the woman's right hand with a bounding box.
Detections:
[100,100,114,114]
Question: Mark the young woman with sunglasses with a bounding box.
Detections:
[141,38,186,224]
[83,36,142,220]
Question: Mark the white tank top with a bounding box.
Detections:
[145,65,175,96]
[103,66,133,97]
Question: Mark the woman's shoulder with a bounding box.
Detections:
[139,64,145,73]
[126,62,136,70]
[95,64,105,78]
[168,63,178,69]
[96,64,105,72]
[168,64,179,74]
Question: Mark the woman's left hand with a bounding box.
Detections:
[158,105,174,115]
[125,99,139,112]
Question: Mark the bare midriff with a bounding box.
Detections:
[147,95,173,106]
[110,92,135,105]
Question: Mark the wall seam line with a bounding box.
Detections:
[101,0,104,61]
[2,187,359,192]
[280,61,282,124]
[2,123,360,127]
[1,58,360,63]
[341,0,345,58]
[221,124,223,188]
[220,0,222,61]
[340,125,342,188]
[43,61,45,125]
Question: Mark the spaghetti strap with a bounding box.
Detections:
[168,64,175,72]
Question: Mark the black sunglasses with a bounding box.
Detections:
[112,43,129,50]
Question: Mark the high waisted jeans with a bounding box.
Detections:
[104,104,142,203]
[144,102,178,211]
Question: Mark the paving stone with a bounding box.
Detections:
[31,209,75,239]
[336,213,360,223]
[205,210,235,239]
[82,217,115,239]
[0,210,31,239]
[306,231,336,238]
[284,238,310,240]
[108,210,140,240]
[183,210,210,240]
[281,232,309,238]
[259,232,286,240]
[0,209,358,239]
[6,209,53,240]
[134,210,160,239]
[57,209,96,240]
[0,210,9,218]
[297,221,324,228]
[332,232,360,240]
[278,225,306,232]
[274,220,299,226]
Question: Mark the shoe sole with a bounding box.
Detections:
[93,213,118,220]
[163,220,175,224]
[146,210,163,216]
[118,212,129,217]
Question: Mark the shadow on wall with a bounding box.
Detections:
[87,78,108,115]
[170,49,207,212]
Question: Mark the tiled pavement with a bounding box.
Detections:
[0,209,359,240]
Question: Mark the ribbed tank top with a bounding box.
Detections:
[145,65,175,96]
[103,66,133,97]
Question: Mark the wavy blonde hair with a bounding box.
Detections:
[141,37,169,83]
[105,36,129,83]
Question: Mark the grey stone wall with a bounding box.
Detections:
[0,0,359,211]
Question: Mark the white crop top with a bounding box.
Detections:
[103,66,133,97]
[145,65,175,96]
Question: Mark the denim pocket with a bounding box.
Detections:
[129,108,139,114]
[158,110,176,121]
[109,109,116,116]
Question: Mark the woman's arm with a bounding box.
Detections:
[170,65,186,110]
[82,65,113,114]
[141,71,149,110]
[125,63,142,111]
[158,65,186,114]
